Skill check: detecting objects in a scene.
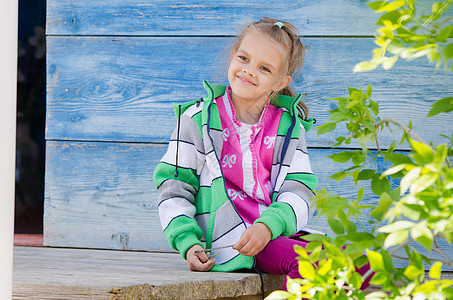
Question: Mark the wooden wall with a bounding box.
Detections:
[45,1,452,264]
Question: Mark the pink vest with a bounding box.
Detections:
[217,87,283,225]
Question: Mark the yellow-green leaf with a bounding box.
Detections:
[318,258,332,276]
[429,262,442,279]
[366,250,385,272]
[266,290,293,300]
[384,230,409,249]
[299,260,316,280]
[353,61,379,72]
[404,264,422,280]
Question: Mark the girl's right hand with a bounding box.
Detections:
[186,244,216,271]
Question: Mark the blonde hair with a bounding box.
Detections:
[231,17,309,120]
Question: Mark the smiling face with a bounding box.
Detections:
[227,31,291,108]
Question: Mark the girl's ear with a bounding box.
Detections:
[278,75,292,91]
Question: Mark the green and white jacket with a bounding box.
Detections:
[153,81,318,272]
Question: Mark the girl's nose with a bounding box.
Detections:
[243,67,255,77]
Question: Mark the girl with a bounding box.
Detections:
[154,17,370,290]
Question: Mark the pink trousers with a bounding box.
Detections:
[255,236,372,291]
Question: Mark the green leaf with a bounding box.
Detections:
[353,61,379,72]
[333,136,347,147]
[409,139,434,165]
[376,0,405,12]
[427,97,453,117]
[300,234,330,242]
[328,151,354,163]
[305,241,322,253]
[366,250,385,272]
[434,24,453,43]
[371,173,391,195]
[411,225,434,250]
[351,272,364,290]
[445,43,453,59]
[370,272,390,285]
[377,10,403,25]
[329,111,348,121]
[329,171,348,181]
[317,122,337,136]
[385,153,412,165]
[344,232,375,242]
[328,218,345,234]
[429,261,442,279]
[368,0,387,11]
[346,221,358,234]
[366,84,373,97]
[384,230,409,249]
[354,255,368,268]
[357,169,376,181]
[294,245,309,260]
[379,220,415,233]
[357,187,364,203]
[352,153,367,165]
[382,250,394,273]
[350,90,364,101]
[370,192,393,218]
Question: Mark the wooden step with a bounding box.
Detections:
[13,246,284,299]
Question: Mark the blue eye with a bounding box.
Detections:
[238,55,248,62]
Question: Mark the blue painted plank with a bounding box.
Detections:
[44,141,452,269]
[46,0,381,36]
[46,36,453,148]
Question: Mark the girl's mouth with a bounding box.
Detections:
[237,75,255,86]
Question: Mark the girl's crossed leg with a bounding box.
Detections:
[255,236,372,291]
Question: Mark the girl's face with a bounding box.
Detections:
[228,31,291,106]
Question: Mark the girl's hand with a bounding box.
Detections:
[233,223,272,256]
[186,244,216,272]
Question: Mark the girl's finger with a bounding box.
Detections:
[196,251,210,263]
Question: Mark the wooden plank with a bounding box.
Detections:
[46,0,382,36]
[13,246,284,300]
[44,141,169,251]
[46,36,453,148]
[44,141,452,269]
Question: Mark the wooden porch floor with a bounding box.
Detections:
[13,246,452,299]
[13,246,284,299]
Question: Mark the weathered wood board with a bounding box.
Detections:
[46,36,453,147]
[46,0,382,36]
[13,246,285,299]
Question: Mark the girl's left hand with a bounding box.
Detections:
[233,223,272,256]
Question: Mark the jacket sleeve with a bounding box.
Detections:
[255,123,317,239]
[153,110,205,259]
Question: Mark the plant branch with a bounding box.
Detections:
[432,247,453,267]
[374,131,381,152]
[391,254,410,261]
[353,214,367,233]
[374,119,428,145]
[390,238,414,257]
